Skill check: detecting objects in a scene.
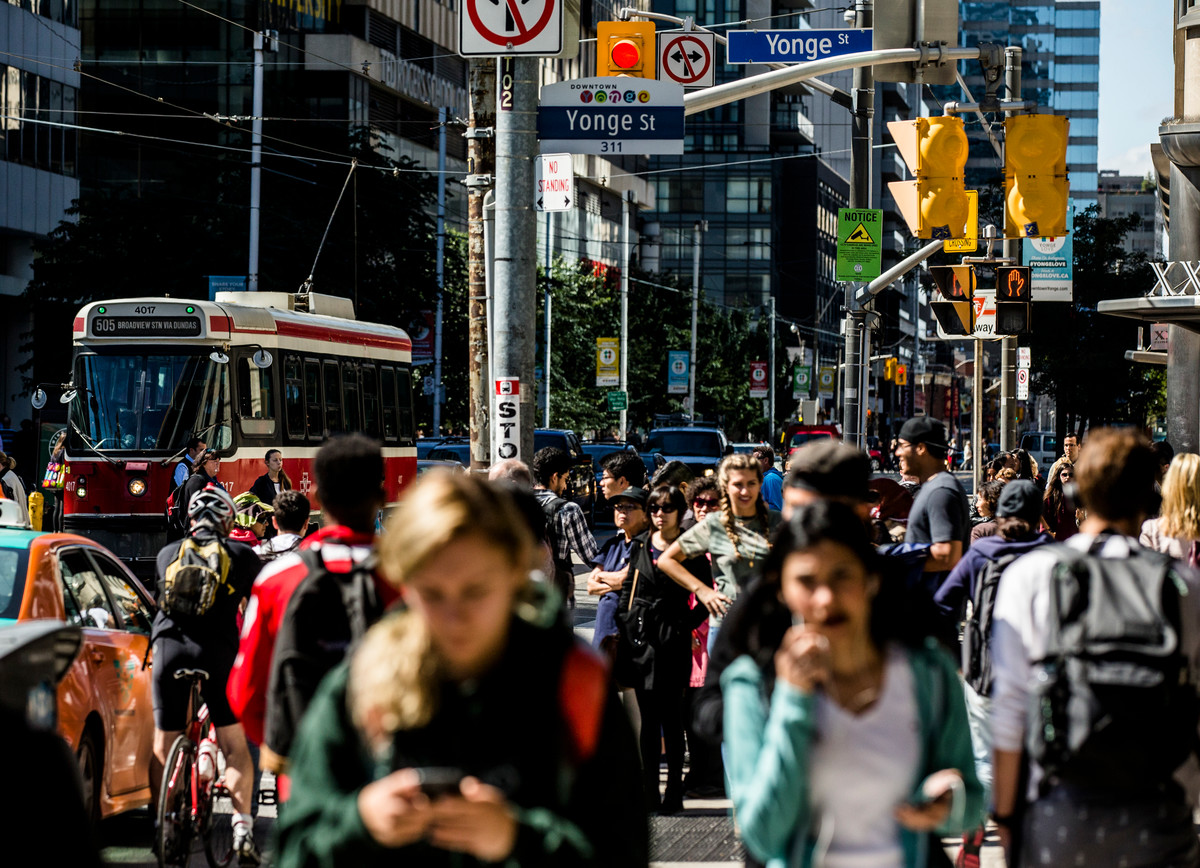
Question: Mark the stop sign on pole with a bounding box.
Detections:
[750,360,768,398]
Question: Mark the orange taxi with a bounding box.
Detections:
[0,500,156,823]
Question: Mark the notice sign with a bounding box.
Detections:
[1024,200,1074,302]
[836,208,883,281]
[750,361,769,398]
[668,350,689,394]
[596,337,620,386]
[493,378,521,463]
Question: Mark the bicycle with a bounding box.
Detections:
[156,668,236,868]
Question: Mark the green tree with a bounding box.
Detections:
[1027,206,1165,439]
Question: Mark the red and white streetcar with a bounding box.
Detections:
[54,291,416,579]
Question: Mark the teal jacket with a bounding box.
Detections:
[722,640,986,868]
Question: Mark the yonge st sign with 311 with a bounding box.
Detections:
[538,77,685,156]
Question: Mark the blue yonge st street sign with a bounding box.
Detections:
[725,28,872,64]
[538,77,685,156]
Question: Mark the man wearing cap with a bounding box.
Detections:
[780,439,878,521]
[895,417,971,585]
[587,486,649,651]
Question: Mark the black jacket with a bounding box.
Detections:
[275,611,649,868]
[615,532,711,690]
[264,544,391,766]
[249,472,288,507]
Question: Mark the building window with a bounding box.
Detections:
[727,227,770,260]
[727,177,771,214]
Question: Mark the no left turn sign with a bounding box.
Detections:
[460,0,564,56]
[657,32,715,88]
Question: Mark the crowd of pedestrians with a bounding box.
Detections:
[38,413,1200,868]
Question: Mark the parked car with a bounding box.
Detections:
[643,425,731,478]
[1019,431,1059,469]
[730,442,763,456]
[425,439,472,466]
[417,458,466,476]
[865,436,887,472]
[535,429,596,524]
[0,500,157,824]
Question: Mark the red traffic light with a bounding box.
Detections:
[996,265,1031,301]
[611,38,640,69]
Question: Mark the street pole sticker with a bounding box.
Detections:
[657,33,715,88]
[460,0,563,56]
[836,208,883,281]
[493,378,521,462]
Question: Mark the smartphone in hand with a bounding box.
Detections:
[414,767,466,799]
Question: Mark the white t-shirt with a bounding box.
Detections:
[807,645,920,868]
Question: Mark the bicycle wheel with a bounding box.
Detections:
[157,735,196,868]
[202,769,235,868]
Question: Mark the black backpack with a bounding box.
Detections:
[1028,538,1200,792]
[165,468,191,533]
[961,551,1021,697]
[538,494,574,601]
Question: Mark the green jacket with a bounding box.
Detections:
[273,615,648,868]
[722,639,986,868]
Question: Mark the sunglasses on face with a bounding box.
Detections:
[691,497,719,507]
[648,505,678,515]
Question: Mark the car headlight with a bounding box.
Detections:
[128,477,147,497]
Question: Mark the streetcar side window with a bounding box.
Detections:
[362,365,380,438]
[324,361,342,436]
[304,360,322,439]
[285,356,305,439]
[237,358,276,436]
[342,363,361,434]
[396,368,415,443]
[380,366,398,441]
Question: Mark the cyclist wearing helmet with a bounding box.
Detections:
[150,483,264,865]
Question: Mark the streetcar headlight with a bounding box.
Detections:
[76,477,87,499]
[128,477,147,497]
[704,468,715,477]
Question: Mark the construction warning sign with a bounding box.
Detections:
[836,208,883,281]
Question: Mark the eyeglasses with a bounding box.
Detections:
[612,503,642,513]
[691,497,719,507]
[648,505,678,515]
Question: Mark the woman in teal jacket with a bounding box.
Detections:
[722,502,985,868]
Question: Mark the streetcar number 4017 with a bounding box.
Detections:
[133,305,156,314]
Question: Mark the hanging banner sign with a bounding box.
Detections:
[493,378,521,463]
[750,360,769,398]
[668,350,689,394]
[596,337,620,386]
[792,365,811,400]
[818,366,836,399]
[1024,200,1074,301]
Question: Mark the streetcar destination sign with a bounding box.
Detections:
[91,316,202,337]
[538,77,684,155]
[726,28,871,64]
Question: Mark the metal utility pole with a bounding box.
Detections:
[492,57,538,461]
[466,59,496,470]
[768,293,776,440]
[999,47,1021,452]
[432,106,447,436]
[544,210,552,428]
[841,0,872,449]
[688,220,706,416]
[248,30,264,291]
[619,192,632,437]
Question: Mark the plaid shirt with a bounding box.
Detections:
[535,489,600,565]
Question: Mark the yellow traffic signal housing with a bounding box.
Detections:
[928,264,976,336]
[884,357,898,382]
[886,116,971,240]
[995,265,1032,335]
[1004,114,1069,238]
[597,21,656,78]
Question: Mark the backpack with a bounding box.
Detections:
[538,494,574,601]
[1027,538,1200,792]
[161,536,234,617]
[961,551,1021,697]
[165,469,191,533]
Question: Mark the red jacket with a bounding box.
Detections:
[226,526,391,746]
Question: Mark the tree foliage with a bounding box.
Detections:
[1027,206,1165,437]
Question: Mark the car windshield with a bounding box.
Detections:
[646,431,722,456]
[71,352,231,453]
[0,548,29,620]
[789,432,834,448]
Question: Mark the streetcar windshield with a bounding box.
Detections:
[70,353,232,452]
